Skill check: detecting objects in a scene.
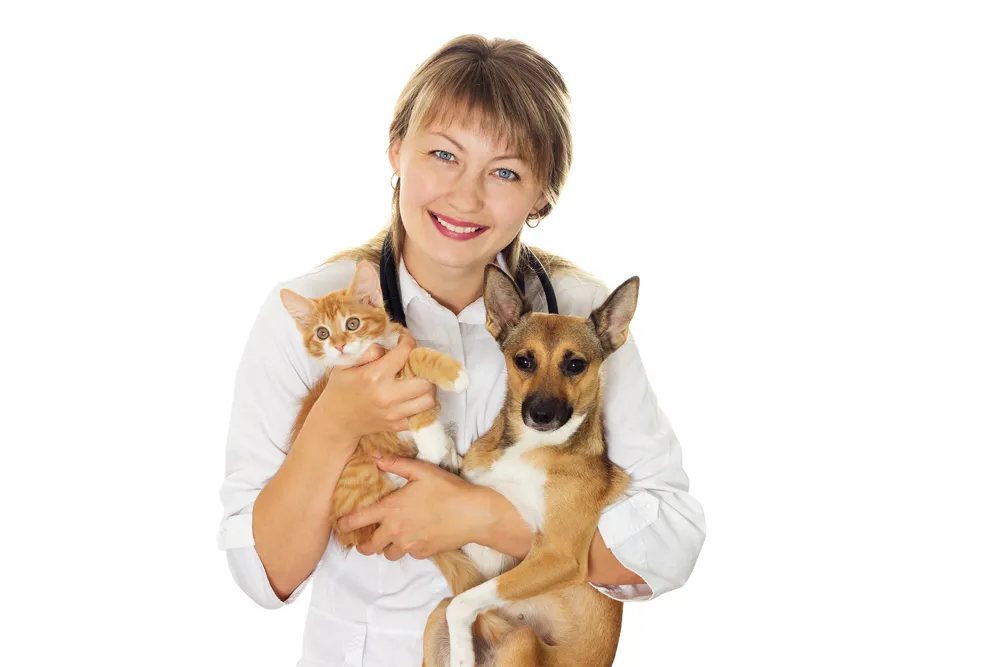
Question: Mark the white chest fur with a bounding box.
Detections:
[461,439,549,578]
[465,444,549,532]
[460,415,586,578]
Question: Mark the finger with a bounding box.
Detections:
[354,343,387,366]
[390,418,411,432]
[374,454,433,481]
[371,335,416,378]
[336,504,386,534]
[385,376,434,404]
[385,391,437,423]
[383,543,405,562]
[362,522,395,557]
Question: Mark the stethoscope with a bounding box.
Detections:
[379,231,559,327]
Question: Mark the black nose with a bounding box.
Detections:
[522,394,573,432]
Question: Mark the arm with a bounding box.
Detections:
[587,324,707,601]
[217,284,347,607]
[472,487,645,586]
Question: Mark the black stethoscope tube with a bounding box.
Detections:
[378,232,558,327]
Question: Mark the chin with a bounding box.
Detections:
[414,230,499,269]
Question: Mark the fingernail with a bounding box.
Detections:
[373,452,382,459]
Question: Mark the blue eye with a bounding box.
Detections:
[497,168,516,181]
[433,150,455,162]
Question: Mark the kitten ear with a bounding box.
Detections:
[484,264,530,344]
[279,288,317,329]
[348,260,384,309]
[589,276,640,356]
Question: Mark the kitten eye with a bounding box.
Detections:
[565,359,588,376]
[514,355,535,372]
[316,327,330,340]
[345,317,361,331]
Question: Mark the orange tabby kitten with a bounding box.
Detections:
[280,260,468,549]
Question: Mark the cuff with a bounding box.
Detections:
[588,490,659,602]
[218,511,309,608]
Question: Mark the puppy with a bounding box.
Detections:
[423,264,640,667]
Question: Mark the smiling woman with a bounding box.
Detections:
[218,33,706,667]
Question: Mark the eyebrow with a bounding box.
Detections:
[430,131,524,162]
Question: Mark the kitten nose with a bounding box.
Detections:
[334,344,345,353]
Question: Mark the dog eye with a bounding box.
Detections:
[565,359,588,376]
[345,317,361,331]
[316,327,330,340]
[514,355,535,372]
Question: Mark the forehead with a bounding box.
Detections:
[509,315,602,358]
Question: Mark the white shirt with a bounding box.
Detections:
[217,253,706,667]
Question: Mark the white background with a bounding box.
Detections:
[2,2,998,665]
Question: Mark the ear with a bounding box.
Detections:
[484,264,530,343]
[348,260,383,308]
[589,276,640,356]
[279,289,317,329]
[530,193,548,217]
[388,139,401,175]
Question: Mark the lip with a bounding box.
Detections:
[429,210,488,241]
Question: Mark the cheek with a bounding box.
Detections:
[401,161,446,206]
[567,373,599,406]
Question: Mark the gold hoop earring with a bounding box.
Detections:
[390,173,400,190]
[525,214,540,229]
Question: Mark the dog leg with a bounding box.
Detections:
[446,544,584,667]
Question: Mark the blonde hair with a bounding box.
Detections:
[327,34,587,283]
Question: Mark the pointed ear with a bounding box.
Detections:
[484,264,530,343]
[348,260,383,308]
[589,276,640,356]
[279,288,317,329]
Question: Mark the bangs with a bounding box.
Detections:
[407,67,552,182]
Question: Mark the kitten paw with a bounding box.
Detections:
[449,368,470,393]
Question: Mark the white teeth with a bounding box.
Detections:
[434,214,482,234]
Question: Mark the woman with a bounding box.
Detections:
[217,34,706,666]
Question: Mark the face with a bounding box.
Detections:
[388,115,548,271]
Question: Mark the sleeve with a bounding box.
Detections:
[216,283,322,609]
[575,284,707,603]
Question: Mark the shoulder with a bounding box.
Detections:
[275,258,358,299]
[524,245,610,318]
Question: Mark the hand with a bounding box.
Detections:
[302,333,437,442]
[336,454,494,561]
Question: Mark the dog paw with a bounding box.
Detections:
[449,638,475,667]
[440,446,463,474]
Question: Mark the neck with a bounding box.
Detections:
[402,242,491,315]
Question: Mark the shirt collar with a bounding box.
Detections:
[397,252,514,325]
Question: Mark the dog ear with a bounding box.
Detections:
[589,276,639,356]
[484,264,530,344]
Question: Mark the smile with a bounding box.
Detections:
[429,210,488,240]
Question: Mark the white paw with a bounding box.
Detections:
[449,368,470,393]
[441,445,463,474]
[413,422,452,466]
[447,620,475,667]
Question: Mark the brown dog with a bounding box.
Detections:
[422,264,640,667]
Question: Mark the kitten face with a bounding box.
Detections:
[279,260,391,367]
[281,291,389,367]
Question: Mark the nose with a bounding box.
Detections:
[334,344,345,353]
[448,169,484,215]
[522,394,573,432]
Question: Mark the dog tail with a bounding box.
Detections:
[474,610,514,645]
[432,549,486,596]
